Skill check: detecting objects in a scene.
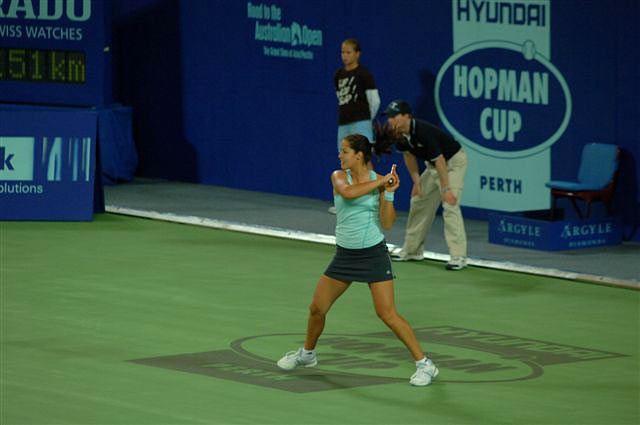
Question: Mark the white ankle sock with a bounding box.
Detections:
[302,348,315,356]
[416,357,432,367]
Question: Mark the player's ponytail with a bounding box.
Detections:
[345,128,399,164]
[372,120,401,158]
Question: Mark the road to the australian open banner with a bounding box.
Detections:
[0,107,97,220]
[436,0,571,212]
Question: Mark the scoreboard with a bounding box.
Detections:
[0,47,86,83]
[0,0,109,106]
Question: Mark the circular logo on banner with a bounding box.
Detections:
[435,40,572,158]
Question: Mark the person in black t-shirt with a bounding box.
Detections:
[329,38,380,214]
[381,99,468,270]
[334,38,380,151]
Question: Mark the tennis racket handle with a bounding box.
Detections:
[388,164,396,185]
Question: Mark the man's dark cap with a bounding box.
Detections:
[382,99,412,117]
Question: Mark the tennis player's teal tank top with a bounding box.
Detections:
[334,170,384,249]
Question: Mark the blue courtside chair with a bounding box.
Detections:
[545,143,620,219]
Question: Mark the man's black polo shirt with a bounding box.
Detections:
[396,119,461,166]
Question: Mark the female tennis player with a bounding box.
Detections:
[277,133,439,386]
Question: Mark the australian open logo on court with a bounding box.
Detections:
[435,40,572,158]
[130,325,626,393]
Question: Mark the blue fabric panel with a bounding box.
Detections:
[547,143,619,191]
[545,181,603,191]
[577,144,619,188]
[97,104,138,185]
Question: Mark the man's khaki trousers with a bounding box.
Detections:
[401,148,468,258]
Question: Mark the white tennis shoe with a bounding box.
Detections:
[390,249,424,262]
[410,360,439,386]
[277,348,318,371]
[446,256,467,270]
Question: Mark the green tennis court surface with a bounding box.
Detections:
[2,214,638,424]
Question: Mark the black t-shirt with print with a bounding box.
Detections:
[395,119,461,165]
[334,65,376,125]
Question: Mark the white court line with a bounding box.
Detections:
[106,205,639,291]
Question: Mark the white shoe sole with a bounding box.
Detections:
[391,255,423,262]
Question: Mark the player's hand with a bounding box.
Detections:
[384,164,399,192]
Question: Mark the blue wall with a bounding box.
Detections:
[112,0,640,240]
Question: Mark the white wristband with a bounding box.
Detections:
[384,191,395,202]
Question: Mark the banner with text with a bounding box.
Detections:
[435,0,571,211]
[0,0,108,106]
[247,1,323,62]
[0,108,97,220]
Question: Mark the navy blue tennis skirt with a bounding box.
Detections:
[324,240,395,283]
